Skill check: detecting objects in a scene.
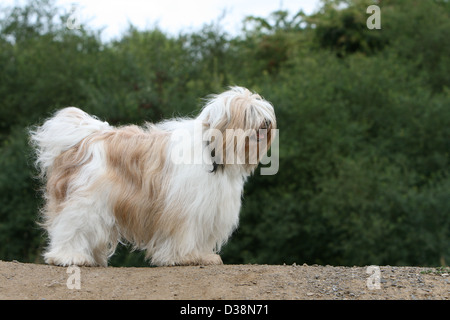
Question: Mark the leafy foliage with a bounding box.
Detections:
[0,0,448,267]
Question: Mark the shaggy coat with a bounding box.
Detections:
[30,87,276,266]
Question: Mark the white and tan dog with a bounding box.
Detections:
[30,86,276,266]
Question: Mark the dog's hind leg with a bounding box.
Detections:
[43,198,117,267]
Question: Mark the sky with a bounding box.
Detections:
[3,0,322,41]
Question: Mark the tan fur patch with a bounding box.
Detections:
[101,125,180,247]
[42,141,91,226]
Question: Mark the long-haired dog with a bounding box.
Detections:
[30,86,276,266]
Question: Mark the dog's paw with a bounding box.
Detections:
[44,251,99,267]
[199,253,223,266]
[175,253,223,266]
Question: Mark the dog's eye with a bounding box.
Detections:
[259,120,270,131]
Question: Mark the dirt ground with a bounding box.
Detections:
[0,260,448,300]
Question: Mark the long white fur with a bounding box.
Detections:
[30,86,276,267]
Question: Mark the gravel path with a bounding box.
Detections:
[0,260,448,300]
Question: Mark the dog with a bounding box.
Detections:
[30,86,276,266]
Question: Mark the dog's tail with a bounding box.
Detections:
[29,107,111,178]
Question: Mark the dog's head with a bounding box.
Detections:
[199,86,277,173]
